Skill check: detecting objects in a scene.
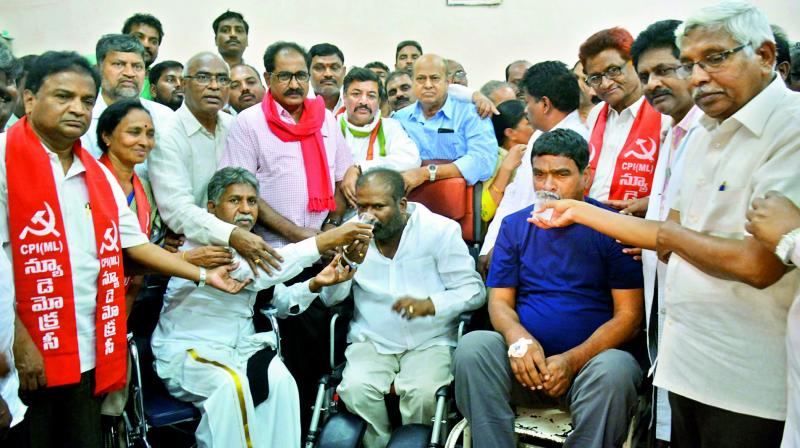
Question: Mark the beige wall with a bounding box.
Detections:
[3,0,799,87]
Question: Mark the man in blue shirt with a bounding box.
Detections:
[453,128,644,448]
[393,54,496,193]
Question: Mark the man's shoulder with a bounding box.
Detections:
[141,99,175,120]
[393,103,416,122]
[409,202,461,233]
[231,102,265,129]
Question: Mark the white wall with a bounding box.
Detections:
[3,0,799,87]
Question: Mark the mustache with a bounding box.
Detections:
[693,87,723,101]
[648,88,672,97]
[355,105,372,113]
[283,88,304,96]
[226,38,240,44]
[395,95,409,103]
[234,213,254,224]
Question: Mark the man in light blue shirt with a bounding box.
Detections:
[394,54,496,192]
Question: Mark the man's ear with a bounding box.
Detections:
[263,72,271,88]
[540,96,552,115]
[149,83,158,98]
[207,200,216,214]
[23,89,36,115]
[755,40,777,73]
[398,197,408,213]
[777,61,790,81]
[580,166,593,191]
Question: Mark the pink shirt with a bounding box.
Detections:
[220,100,352,248]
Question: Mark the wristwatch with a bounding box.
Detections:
[323,216,343,227]
[427,164,438,182]
[775,228,800,266]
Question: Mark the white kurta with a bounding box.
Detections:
[480,111,587,255]
[783,240,800,448]
[0,248,25,427]
[152,237,323,448]
[341,113,421,172]
[640,106,702,442]
[655,78,800,420]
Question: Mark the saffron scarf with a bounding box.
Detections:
[587,100,662,200]
[6,117,127,394]
[261,91,335,212]
[339,114,386,160]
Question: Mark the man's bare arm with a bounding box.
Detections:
[256,198,316,243]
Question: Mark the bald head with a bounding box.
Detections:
[412,54,448,113]
[183,51,230,116]
[413,54,447,78]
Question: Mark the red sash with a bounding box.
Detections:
[587,100,662,200]
[99,154,151,236]
[6,117,127,395]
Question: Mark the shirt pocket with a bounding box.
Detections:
[434,132,463,160]
[701,187,748,236]
[394,255,444,298]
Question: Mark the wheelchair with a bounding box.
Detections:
[104,274,284,448]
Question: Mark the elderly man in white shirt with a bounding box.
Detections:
[320,168,485,448]
[148,52,282,275]
[81,34,174,180]
[478,61,588,272]
[531,3,800,445]
[0,249,25,437]
[152,167,373,448]
[338,67,421,208]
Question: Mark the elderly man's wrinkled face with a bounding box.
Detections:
[0,72,17,129]
[101,51,146,102]
[396,45,421,72]
[584,49,641,110]
[413,56,448,111]
[679,27,775,120]
[532,154,589,201]
[152,67,183,111]
[183,55,230,116]
[310,54,345,98]
[24,70,97,143]
[215,18,248,60]
[209,182,259,231]
[229,65,265,112]
[345,79,380,126]
[386,73,414,111]
[129,23,160,67]
[268,49,310,110]
[637,46,693,119]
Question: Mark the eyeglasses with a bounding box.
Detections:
[676,43,750,78]
[184,73,231,86]
[638,64,680,85]
[271,71,310,83]
[452,70,467,80]
[585,65,625,88]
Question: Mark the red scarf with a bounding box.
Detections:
[261,92,335,212]
[587,100,662,200]
[6,117,127,395]
[99,154,151,236]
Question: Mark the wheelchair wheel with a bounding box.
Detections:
[317,410,366,448]
[444,418,470,448]
[102,415,130,448]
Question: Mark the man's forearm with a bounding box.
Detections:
[489,295,529,341]
[124,243,201,283]
[430,163,463,181]
[564,308,641,372]
[661,224,788,288]
[327,182,347,222]
[256,198,304,241]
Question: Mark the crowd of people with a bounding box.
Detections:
[0,1,799,447]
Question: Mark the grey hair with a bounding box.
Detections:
[676,1,774,57]
[480,80,514,98]
[0,45,21,80]
[207,167,260,204]
[96,34,146,64]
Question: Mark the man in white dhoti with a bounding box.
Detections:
[152,167,372,448]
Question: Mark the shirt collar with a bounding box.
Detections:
[92,93,110,121]
[607,95,644,120]
[410,94,453,122]
[699,75,785,137]
[177,103,223,137]
[274,99,297,123]
[675,105,703,133]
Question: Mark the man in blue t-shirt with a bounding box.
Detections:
[453,128,644,448]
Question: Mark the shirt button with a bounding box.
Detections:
[697,178,706,186]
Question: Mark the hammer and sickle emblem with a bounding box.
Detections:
[100,222,119,255]
[623,138,657,161]
[589,143,597,163]
[19,202,61,240]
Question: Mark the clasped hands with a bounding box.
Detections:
[505,329,576,398]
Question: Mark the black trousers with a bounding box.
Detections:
[11,370,103,448]
[254,264,330,438]
[669,392,784,448]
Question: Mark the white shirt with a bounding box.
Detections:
[152,237,321,364]
[149,104,236,246]
[585,97,672,200]
[480,110,587,255]
[0,248,25,427]
[321,203,485,354]
[654,78,800,420]
[81,93,175,181]
[0,133,149,372]
[783,239,800,448]
[341,114,421,172]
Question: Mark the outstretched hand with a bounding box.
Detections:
[527,199,582,229]
[310,254,357,292]
[206,263,251,294]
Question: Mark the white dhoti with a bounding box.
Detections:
[157,333,300,448]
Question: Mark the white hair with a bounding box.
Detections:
[675,1,774,54]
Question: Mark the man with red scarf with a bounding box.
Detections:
[579,27,671,204]
[1,51,248,448]
[219,40,352,432]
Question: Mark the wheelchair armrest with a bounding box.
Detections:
[458,311,474,342]
[258,305,282,360]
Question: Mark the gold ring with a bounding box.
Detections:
[408,305,415,315]
[359,252,364,257]
[254,259,262,264]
